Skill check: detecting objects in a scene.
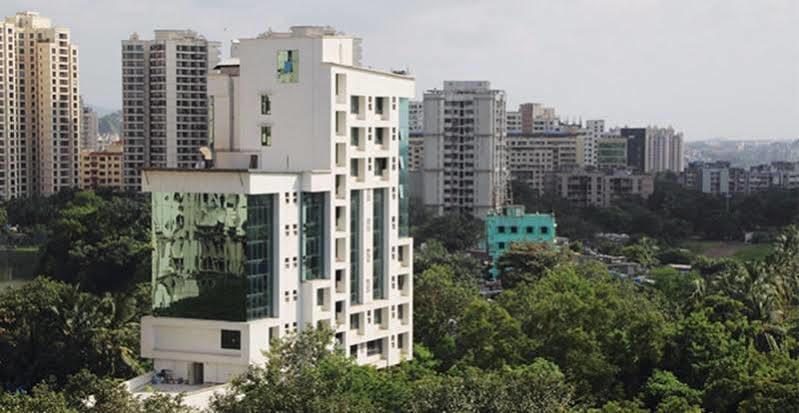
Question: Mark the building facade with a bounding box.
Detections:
[506,132,585,193]
[121,30,221,191]
[646,126,684,173]
[0,12,81,199]
[80,97,98,151]
[546,168,654,207]
[684,161,799,195]
[409,100,423,134]
[584,119,604,167]
[597,136,628,169]
[622,127,647,172]
[139,26,414,384]
[421,81,508,217]
[506,110,522,135]
[485,205,556,278]
[79,140,123,190]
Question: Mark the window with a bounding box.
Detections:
[317,288,324,306]
[498,242,505,249]
[221,330,241,350]
[497,226,506,233]
[541,226,549,234]
[260,95,271,115]
[526,226,534,234]
[374,308,383,324]
[277,49,298,83]
[366,339,383,356]
[510,226,518,234]
[260,126,272,146]
[350,313,360,329]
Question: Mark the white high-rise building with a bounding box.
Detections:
[584,119,604,167]
[0,12,81,199]
[121,30,221,191]
[646,126,684,173]
[138,26,414,384]
[421,81,508,217]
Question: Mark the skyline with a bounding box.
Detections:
[3,0,797,141]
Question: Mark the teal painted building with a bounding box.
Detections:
[486,205,557,278]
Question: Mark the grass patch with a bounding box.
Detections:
[680,240,725,255]
[733,243,774,262]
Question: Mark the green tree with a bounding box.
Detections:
[37,191,151,293]
[622,236,658,268]
[412,213,483,252]
[498,264,672,403]
[640,370,702,410]
[0,277,146,389]
[211,326,399,412]
[413,264,480,364]
[497,242,570,289]
[0,383,76,413]
[451,299,529,369]
[414,239,483,284]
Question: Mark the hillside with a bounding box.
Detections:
[98,110,122,136]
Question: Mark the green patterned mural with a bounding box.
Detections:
[151,192,274,321]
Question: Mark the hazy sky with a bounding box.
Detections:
[3,0,797,140]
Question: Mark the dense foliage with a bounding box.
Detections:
[4,190,799,411]
[514,178,799,242]
[0,278,149,390]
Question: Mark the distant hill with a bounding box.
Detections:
[98,110,122,136]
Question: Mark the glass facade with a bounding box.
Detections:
[398,98,410,237]
[373,189,385,300]
[246,194,275,319]
[301,192,325,281]
[350,190,361,304]
[151,192,275,322]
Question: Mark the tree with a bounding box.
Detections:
[0,277,146,389]
[450,299,529,369]
[412,213,483,252]
[640,370,702,410]
[414,239,483,284]
[497,242,570,289]
[498,264,672,403]
[410,362,576,413]
[0,383,76,413]
[622,236,658,268]
[37,191,151,293]
[212,326,397,412]
[412,264,480,364]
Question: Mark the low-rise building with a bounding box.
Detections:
[683,161,799,195]
[79,141,124,190]
[485,205,556,278]
[546,168,654,207]
[507,133,585,193]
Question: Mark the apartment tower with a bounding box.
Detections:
[0,12,80,199]
[138,26,414,384]
[80,96,98,150]
[121,30,220,191]
[421,81,508,217]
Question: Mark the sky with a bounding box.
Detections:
[2,0,797,140]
